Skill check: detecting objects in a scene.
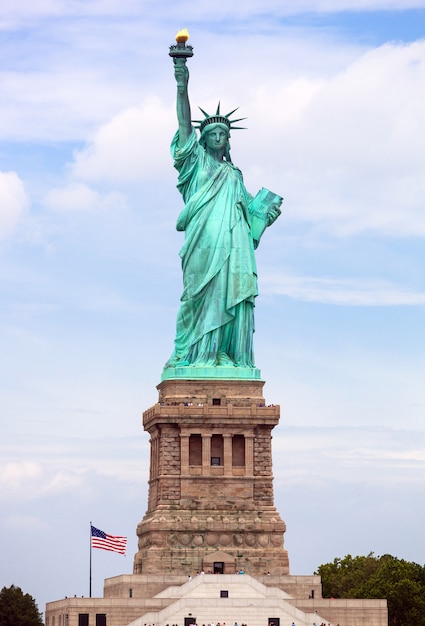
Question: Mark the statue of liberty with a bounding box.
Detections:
[164,35,282,376]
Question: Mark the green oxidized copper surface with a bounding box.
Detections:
[163,38,282,381]
[161,365,262,382]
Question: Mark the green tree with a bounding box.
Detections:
[0,585,43,626]
[316,553,425,626]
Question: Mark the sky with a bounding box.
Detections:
[1,0,425,617]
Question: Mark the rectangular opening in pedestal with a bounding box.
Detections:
[212,398,221,405]
[268,619,280,626]
[211,457,220,466]
[232,434,245,466]
[220,590,229,598]
[189,434,202,465]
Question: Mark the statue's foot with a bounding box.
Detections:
[233,360,255,368]
[165,357,190,368]
[216,351,236,366]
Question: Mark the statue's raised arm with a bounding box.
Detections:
[173,60,192,146]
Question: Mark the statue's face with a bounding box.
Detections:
[204,127,228,152]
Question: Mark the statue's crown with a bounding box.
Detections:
[193,103,246,134]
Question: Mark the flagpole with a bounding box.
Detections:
[89,521,92,598]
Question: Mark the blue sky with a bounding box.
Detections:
[1,0,425,616]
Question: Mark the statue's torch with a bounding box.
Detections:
[169,29,193,67]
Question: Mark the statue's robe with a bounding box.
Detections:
[166,128,257,368]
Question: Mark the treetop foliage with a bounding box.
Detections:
[0,584,43,626]
[316,552,425,626]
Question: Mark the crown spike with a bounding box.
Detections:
[225,107,239,118]
[198,107,210,118]
[215,102,221,115]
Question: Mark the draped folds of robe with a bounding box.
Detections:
[165,128,258,368]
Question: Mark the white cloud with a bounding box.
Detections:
[39,470,83,495]
[71,98,175,183]
[0,171,30,239]
[273,425,425,487]
[239,41,425,236]
[3,514,48,531]
[0,0,158,35]
[287,0,425,9]
[0,460,124,502]
[261,274,425,305]
[44,182,127,212]
[0,435,149,504]
[0,461,41,489]
[2,0,425,26]
[0,69,147,142]
[0,0,144,24]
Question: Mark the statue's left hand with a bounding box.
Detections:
[266,203,282,226]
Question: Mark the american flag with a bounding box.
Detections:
[91,525,127,555]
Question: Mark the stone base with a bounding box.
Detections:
[134,378,289,578]
[45,574,388,626]
[134,507,289,576]
[156,377,267,406]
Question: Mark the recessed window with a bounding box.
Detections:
[211,434,224,464]
[189,434,202,465]
[211,456,220,466]
[232,434,245,466]
[220,590,229,598]
[212,398,221,405]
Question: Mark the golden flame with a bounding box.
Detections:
[176,28,189,43]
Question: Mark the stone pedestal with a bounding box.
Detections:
[133,378,289,576]
[46,379,388,626]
